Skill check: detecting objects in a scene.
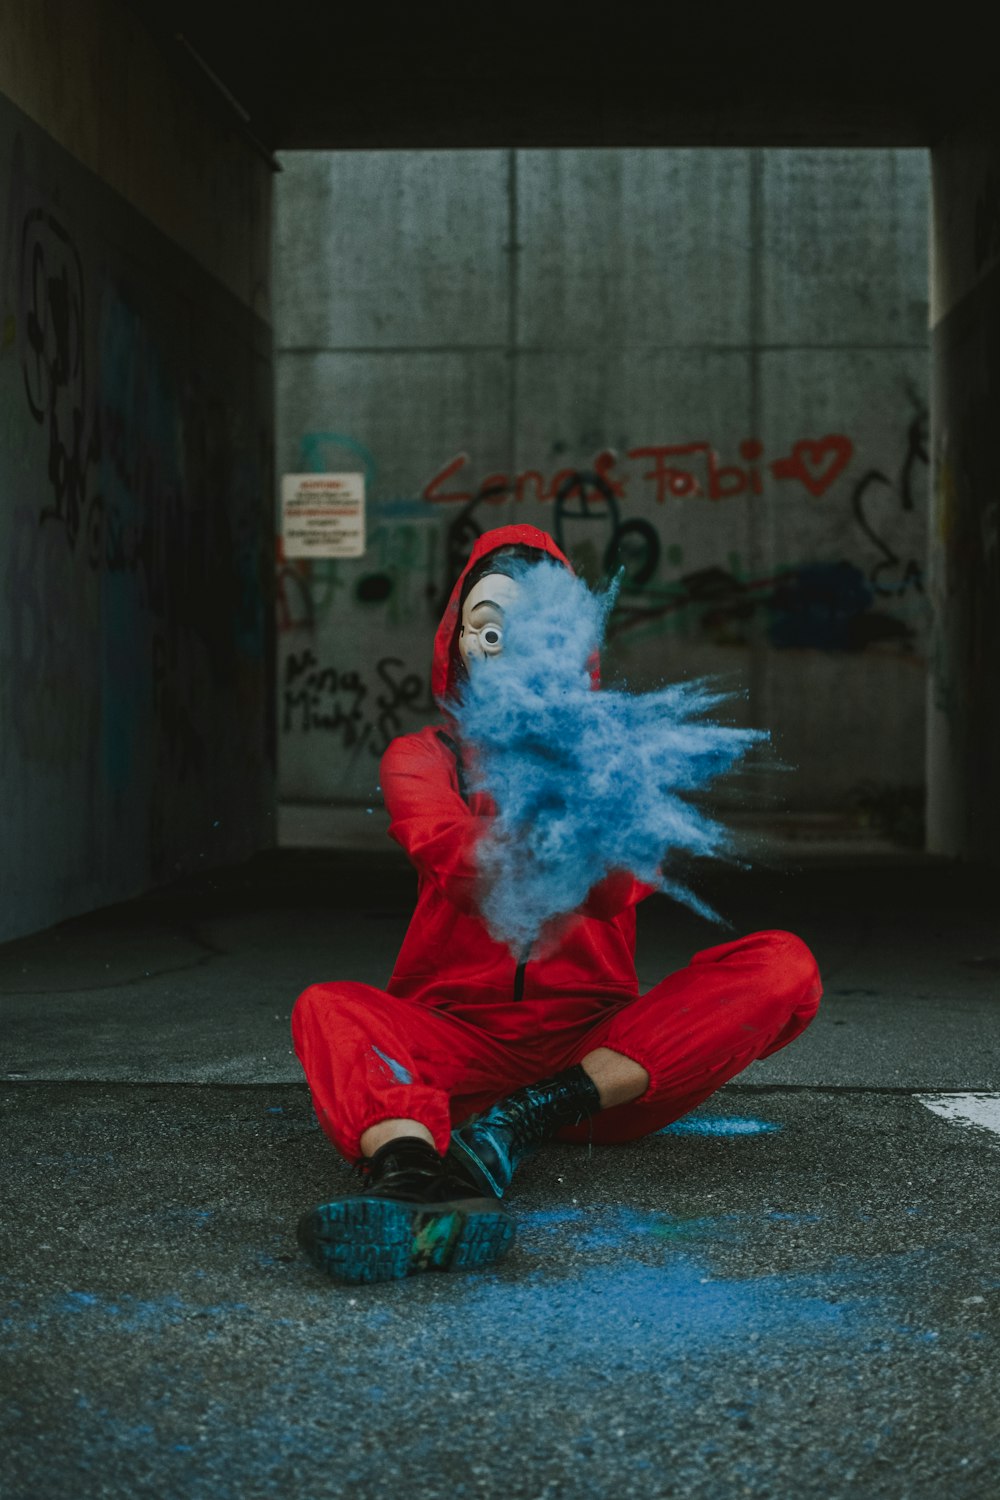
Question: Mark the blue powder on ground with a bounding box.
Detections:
[518,1207,588,1230]
[456,1256,849,1365]
[659,1116,781,1137]
[437,1241,967,1385]
[54,1292,253,1333]
[453,559,769,953]
[6,1234,975,1478]
[518,1206,751,1252]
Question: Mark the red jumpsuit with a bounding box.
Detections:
[293,524,822,1163]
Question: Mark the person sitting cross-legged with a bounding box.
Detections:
[292,525,822,1285]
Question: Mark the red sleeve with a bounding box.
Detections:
[380,731,491,914]
[579,869,658,922]
[382,730,656,923]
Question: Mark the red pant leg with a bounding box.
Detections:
[291,982,528,1161]
[558,929,822,1144]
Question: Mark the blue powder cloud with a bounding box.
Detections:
[454,559,769,954]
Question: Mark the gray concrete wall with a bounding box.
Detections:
[927,114,1000,859]
[275,148,929,823]
[0,1,276,942]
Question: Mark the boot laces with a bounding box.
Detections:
[489,1089,576,1153]
[482,1070,599,1159]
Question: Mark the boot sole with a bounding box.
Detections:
[297,1196,515,1285]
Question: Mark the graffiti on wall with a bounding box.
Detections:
[282,649,426,758]
[277,405,929,803]
[850,410,928,597]
[278,412,928,662]
[607,410,929,652]
[420,421,926,655]
[1,119,272,888]
[421,435,854,508]
[277,517,440,636]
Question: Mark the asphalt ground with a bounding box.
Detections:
[1,847,999,1498]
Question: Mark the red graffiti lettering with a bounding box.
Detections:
[627,444,708,503]
[593,448,627,499]
[739,439,765,495]
[515,470,548,503]
[549,467,583,501]
[421,436,855,508]
[478,472,511,502]
[707,449,750,501]
[770,436,853,497]
[422,453,473,504]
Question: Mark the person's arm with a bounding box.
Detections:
[380,733,493,914]
[382,732,656,924]
[579,869,658,922]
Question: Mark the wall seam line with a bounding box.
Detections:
[506,147,520,481]
[748,147,766,730]
[274,342,930,356]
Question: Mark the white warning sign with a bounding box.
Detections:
[282,473,365,558]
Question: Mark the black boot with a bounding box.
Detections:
[447,1064,602,1199]
[296,1136,515,1285]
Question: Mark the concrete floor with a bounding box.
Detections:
[1,841,998,1498]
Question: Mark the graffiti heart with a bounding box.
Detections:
[770,436,854,498]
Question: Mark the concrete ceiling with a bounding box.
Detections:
[131,2,990,151]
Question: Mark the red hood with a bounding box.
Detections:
[432,524,575,706]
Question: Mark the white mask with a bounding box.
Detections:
[458,573,523,669]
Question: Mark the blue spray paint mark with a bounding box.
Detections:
[300,431,377,490]
[371,497,436,521]
[659,1116,781,1137]
[453,559,769,950]
[372,1046,413,1085]
[767,561,893,652]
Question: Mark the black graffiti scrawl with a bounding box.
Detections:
[1,103,274,908]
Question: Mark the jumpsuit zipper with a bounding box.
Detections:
[513,958,527,1003]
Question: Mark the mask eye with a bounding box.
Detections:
[481,625,503,653]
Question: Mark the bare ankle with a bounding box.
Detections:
[359,1118,435,1159]
[580,1047,650,1109]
